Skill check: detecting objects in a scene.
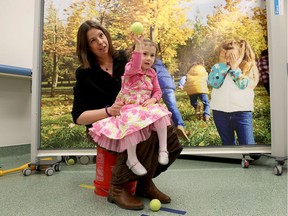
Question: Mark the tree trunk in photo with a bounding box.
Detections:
[50,23,58,97]
[50,51,58,97]
[150,25,155,41]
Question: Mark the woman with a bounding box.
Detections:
[71,20,183,210]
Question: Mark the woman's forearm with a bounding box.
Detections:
[76,108,108,125]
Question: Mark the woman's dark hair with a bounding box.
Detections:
[76,20,117,68]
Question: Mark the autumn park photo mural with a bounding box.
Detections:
[40,0,269,149]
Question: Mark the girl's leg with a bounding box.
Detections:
[156,126,169,165]
[190,94,201,120]
[232,111,255,145]
[212,110,236,145]
[126,143,147,176]
[189,94,198,107]
[199,94,210,121]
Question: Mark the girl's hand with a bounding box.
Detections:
[107,101,124,116]
[226,48,244,70]
[219,49,227,63]
[131,33,144,52]
[132,33,144,44]
[142,98,157,107]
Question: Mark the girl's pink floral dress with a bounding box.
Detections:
[89,51,171,152]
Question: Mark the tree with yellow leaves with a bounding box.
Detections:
[43,1,72,97]
[64,0,193,73]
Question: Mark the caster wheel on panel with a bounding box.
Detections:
[54,163,62,172]
[273,165,283,176]
[45,168,54,176]
[79,156,90,165]
[23,168,32,176]
[241,159,249,168]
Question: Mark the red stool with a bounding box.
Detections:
[94,147,137,196]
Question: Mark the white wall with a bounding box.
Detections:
[0,0,35,147]
[0,0,35,67]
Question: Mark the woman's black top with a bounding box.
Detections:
[71,50,128,128]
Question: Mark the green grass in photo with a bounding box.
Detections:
[40,84,271,149]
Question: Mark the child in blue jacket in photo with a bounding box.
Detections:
[153,59,189,141]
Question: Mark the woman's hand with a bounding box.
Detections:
[107,101,124,116]
[142,98,157,107]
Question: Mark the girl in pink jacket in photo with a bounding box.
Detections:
[89,35,171,176]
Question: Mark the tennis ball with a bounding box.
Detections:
[150,199,161,212]
[67,158,75,165]
[130,22,144,35]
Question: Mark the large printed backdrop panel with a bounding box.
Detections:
[41,0,270,149]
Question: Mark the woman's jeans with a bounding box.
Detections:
[189,94,210,117]
[162,89,185,126]
[212,110,255,145]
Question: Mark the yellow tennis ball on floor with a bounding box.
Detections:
[150,199,161,212]
[67,158,75,165]
[130,22,144,35]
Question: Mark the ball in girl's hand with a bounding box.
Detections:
[149,199,161,211]
[130,22,144,35]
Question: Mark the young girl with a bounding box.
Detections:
[208,39,259,145]
[89,35,171,176]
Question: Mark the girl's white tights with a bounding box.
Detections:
[156,126,168,154]
[126,123,169,175]
[156,126,169,165]
[126,144,138,166]
[126,143,147,176]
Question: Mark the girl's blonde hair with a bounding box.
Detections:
[220,39,255,76]
[219,39,259,87]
